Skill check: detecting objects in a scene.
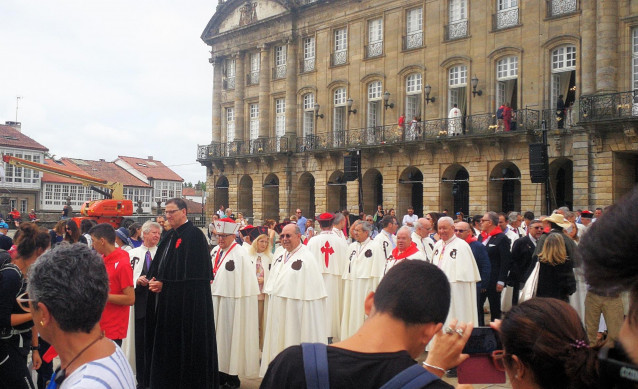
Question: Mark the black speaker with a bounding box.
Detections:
[529,143,548,183]
[344,151,360,181]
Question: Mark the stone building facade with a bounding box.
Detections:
[199,0,638,224]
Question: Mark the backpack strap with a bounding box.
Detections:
[301,343,329,389]
[380,364,439,389]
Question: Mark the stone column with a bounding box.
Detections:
[572,130,591,210]
[596,0,618,93]
[211,57,223,142]
[285,37,298,137]
[234,52,245,141]
[580,2,596,95]
[258,44,270,138]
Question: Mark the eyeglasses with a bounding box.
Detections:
[491,350,509,371]
[454,229,468,233]
[280,234,294,238]
[481,219,491,222]
[164,209,182,215]
[296,211,302,214]
[16,292,33,313]
[531,226,543,230]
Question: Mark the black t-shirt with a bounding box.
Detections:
[0,264,31,334]
[260,345,453,389]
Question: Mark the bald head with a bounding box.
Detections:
[415,218,430,238]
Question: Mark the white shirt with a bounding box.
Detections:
[61,343,135,389]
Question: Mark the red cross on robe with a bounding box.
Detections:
[320,241,334,267]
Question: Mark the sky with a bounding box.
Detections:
[0,0,217,185]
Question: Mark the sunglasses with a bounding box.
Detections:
[454,229,468,233]
[280,234,294,238]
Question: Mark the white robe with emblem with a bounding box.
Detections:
[210,243,260,378]
[411,232,433,262]
[370,230,396,290]
[307,231,348,340]
[448,107,462,135]
[383,247,428,274]
[431,236,481,325]
[122,245,157,375]
[259,244,327,376]
[341,238,374,340]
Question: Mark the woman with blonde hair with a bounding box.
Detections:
[535,233,576,302]
[264,219,278,253]
[245,233,272,350]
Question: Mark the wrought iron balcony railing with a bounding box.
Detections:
[403,32,423,50]
[331,50,347,66]
[272,65,286,80]
[445,19,468,41]
[547,0,578,18]
[365,42,383,59]
[579,90,638,123]
[197,109,541,161]
[493,7,519,30]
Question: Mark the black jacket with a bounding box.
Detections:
[478,232,511,287]
[508,235,536,288]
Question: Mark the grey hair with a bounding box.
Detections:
[414,220,423,230]
[558,206,571,213]
[290,224,301,235]
[507,212,519,223]
[142,220,161,236]
[486,211,499,225]
[397,226,412,236]
[564,211,575,219]
[333,213,345,226]
[437,216,455,227]
[27,244,109,333]
[359,221,373,234]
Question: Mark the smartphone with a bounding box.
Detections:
[457,326,507,384]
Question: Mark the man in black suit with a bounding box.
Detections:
[0,222,13,251]
[478,211,511,322]
[507,219,543,306]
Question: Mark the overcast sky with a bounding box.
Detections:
[0,1,216,185]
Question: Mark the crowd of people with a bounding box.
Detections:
[1,190,638,388]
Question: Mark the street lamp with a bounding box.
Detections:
[347,98,357,114]
[424,84,436,104]
[383,91,394,110]
[471,75,483,97]
[314,103,324,119]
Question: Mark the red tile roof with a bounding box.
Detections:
[117,156,183,182]
[182,187,204,196]
[183,198,204,214]
[41,158,97,184]
[0,125,48,152]
[67,159,151,188]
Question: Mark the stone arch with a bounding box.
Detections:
[488,162,521,213]
[298,172,316,219]
[362,168,383,216]
[360,72,386,84]
[398,64,426,78]
[440,164,470,215]
[262,174,280,221]
[238,175,253,219]
[327,170,347,213]
[549,158,573,210]
[214,176,229,211]
[398,166,423,219]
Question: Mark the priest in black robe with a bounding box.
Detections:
[144,198,219,389]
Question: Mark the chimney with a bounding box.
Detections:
[148,156,153,160]
[99,159,105,162]
[4,121,21,132]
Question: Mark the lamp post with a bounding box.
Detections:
[471,75,483,97]
[383,91,394,110]
[425,84,436,104]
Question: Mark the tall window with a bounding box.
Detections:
[447,0,468,39]
[367,81,382,130]
[496,0,518,29]
[448,65,467,111]
[275,98,286,137]
[406,73,422,121]
[552,46,576,71]
[634,28,638,90]
[333,88,347,146]
[303,93,315,138]
[303,37,315,72]
[405,7,423,49]
[249,104,259,141]
[249,52,260,85]
[274,45,287,79]
[367,19,383,58]
[551,45,576,110]
[333,28,348,66]
[226,107,235,143]
[496,56,518,108]
[224,58,236,90]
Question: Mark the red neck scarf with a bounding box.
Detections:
[392,242,419,260]
[480,226,502,241]
[465,235,478,244]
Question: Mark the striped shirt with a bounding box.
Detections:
[61,343,135,389]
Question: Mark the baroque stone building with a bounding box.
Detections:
[198,0,638,224]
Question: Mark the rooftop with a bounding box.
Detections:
[0,125,48,152]
[117,156,183,182]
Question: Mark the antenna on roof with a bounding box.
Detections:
[15,96,23,122]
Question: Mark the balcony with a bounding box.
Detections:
[403,32,423,50]
[445,19,468,41]
[493,7,519,30]
[247,71,259,85]
[198,109,541,162]
[300,58,315,73]
[365,42,383,59]
[223,77,235,90]
[547,0,577,18]
[331,50,347,66]
[272,65,286,80]
[579,91,638,123]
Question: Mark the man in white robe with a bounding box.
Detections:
[448,103,462,136]
[122,220,161,385]
[307,213,348,342]
[370,215,398,289]
[385,227,427,274]
[412,218,434,261]
[431,217,481,325]
[332,212,348,242]
[210,219,261,387]
[340,221,375,340]
[260,223,327,377]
